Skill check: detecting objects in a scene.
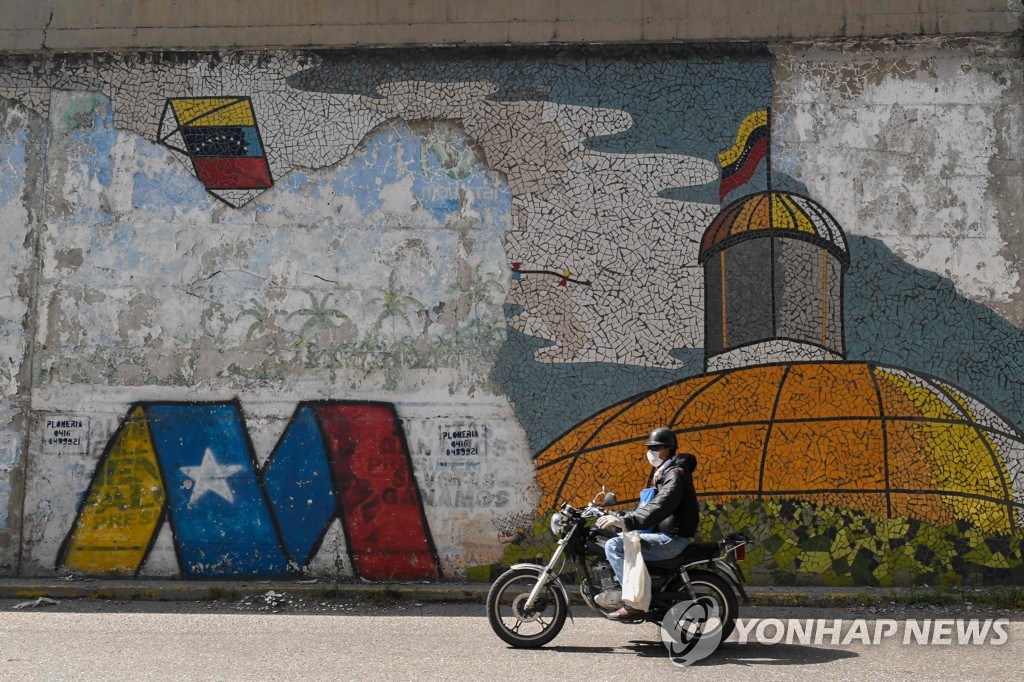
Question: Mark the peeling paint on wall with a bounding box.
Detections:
[0,96,39,573]
[774,37,1024,317]
[0,43,1022,584]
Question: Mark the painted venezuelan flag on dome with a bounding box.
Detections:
[718,109,769,200]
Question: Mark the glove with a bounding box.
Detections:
[596,514,624,531]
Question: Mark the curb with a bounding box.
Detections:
[0,579,487,604]
[2,578,1014,609]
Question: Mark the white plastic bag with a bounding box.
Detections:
[620,530,651,612]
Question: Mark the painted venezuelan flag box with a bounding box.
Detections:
[158,97,273,196]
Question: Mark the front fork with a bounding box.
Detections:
[523,529,572,610]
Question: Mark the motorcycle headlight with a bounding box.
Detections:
[549,512,568,536]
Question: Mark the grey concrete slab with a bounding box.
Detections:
[0,0,1019,52]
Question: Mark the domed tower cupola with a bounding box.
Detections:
[698,190,850,372]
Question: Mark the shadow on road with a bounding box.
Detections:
[543,639,858,666]
[690,641,860,666]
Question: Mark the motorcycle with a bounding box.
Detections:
[486,488,750,649]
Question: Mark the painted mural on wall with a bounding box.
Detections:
[0,97,36,574]
[525,111,1024,586]
[534,178,1024,582]
[157,97,274,206]
[0,46,1021,583]
[60,401,439,579]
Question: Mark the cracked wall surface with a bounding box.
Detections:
[774,36,1024,320]
[0,98,39,574]
[0,42,1022,584]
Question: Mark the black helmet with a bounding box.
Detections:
[644,427,677,450]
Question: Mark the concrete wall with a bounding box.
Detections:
[776,37,1024,321]
[0,1,1020,51]
[0,39,1022,585]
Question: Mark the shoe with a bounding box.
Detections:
[594,589,622,609]
[606,606,646,620]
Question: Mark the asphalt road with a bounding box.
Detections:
[0,597,1020,681]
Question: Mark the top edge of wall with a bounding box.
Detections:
[0,1,1021,53]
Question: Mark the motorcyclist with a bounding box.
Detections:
[594,426,699,620]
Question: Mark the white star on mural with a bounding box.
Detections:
[180,448,244,507]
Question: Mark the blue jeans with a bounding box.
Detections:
[604,533,691,585]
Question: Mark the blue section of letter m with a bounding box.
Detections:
[145,403,290,577]
[261,405,336,565]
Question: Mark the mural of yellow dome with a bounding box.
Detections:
[535,361,1024,534]
[698,190,851,372]
[701,189,848,259]
[535,122,1024,548]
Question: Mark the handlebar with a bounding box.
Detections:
[560,500,617,521]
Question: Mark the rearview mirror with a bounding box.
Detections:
[601,492,617,507]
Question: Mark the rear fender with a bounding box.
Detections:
[682,558,750,604]
[509,563,573,616]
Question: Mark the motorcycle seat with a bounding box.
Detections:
[644,541,719,569]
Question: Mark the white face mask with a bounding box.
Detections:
[646,449,662,467]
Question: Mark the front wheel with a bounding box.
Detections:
[486,568,568,648]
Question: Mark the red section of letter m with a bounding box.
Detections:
[317,403,441,580]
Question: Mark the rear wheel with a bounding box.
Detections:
[681,570,739,642]
[486,568,568,648]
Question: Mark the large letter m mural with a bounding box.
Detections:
[58,401,442,580]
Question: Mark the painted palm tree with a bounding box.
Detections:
[475,318,507,356]
[456,262,503,321]
[424,330,464,369]
[369,272,425,353]
[238,298,272,340]
[370,270,425,376]
[287,288,351,340]
[458,262,505,358]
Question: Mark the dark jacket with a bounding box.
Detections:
[622,453,699,538]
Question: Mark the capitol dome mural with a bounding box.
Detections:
[699,190,848,371]
[536,173,1024,540]
[536,361,1024,535]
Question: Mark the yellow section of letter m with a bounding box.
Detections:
[62,407,166,575]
